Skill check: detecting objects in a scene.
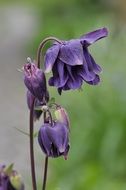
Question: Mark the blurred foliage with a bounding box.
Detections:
[24,0,107,55]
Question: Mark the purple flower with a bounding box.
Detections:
[44,28,108,94]
[38,122,70,159]
[23,61,49,102]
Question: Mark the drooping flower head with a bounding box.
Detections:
[38,122,70,159]
[23,58,49,102]
[44,28,108,94]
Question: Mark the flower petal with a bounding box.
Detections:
[78,49,96,82]
[83,48,102,74]
[90,55,102,74]
[46,122,69,154]
[80,27,108,46]
[44,44,60,73]
[67,77,82,90]
[38,124,52,156]
[48,60,68,88]
[86,74,100,85]
[66,65,83,89]
[59,39,84,66]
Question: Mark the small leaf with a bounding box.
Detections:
[4,163,14,176]
[14,127,29,136]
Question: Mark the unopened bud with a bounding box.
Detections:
[10,173,24,190]
[55,107,70,130]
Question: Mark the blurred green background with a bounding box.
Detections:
[1,0,126,190]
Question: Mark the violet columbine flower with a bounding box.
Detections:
[38,122,70,159]
[23,59,49,102]
[44,28,108,94]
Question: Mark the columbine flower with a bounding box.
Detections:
[38,122,70,159]
[23,59,49,102]
[44,28,108,94]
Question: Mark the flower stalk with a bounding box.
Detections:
[37,37,62,68]
[29,97,37,190]
[42,156,48,190]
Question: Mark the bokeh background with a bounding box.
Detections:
[0,0,126,189]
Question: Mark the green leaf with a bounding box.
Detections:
[4,163,14,176]
[14,127,29,136]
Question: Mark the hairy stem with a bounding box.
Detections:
[30,97,37,190]
[37,37,62,68]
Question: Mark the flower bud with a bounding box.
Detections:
[0,164,24,190]
[38,122,70,159]
[23,61,49,102]
[10,172,24,190]
[55,107,70,130]
[27,90,43,121]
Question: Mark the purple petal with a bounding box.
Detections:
[86,74,100,85]
[67,77,82,90]
[80,27,108,46]
[24,63,47,101]
[59,39,84,66]
[90,55,102,74]
[57,60,68,86]
[44,44,60,73]
[66,65,83,89]
[46,122,69,154]
[78,49,96,81]
[38,124,52,156]
[48,60,68,88]
[83,48,102,74]
[26,90,34,109]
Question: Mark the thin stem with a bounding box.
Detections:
[42,111,49,190]
[37,37,62,68]
[36,37,61,190]
[47,110,53,126]
[30,97,37,190]
[42,156,49,190]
